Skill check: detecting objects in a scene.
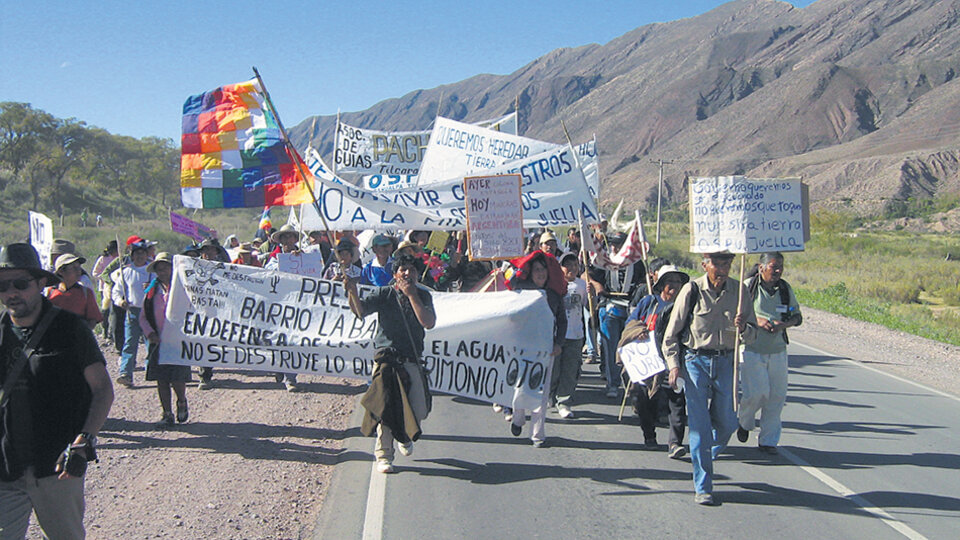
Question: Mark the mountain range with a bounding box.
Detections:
[288,0,960,219]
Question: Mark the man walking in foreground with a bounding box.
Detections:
[737,252,802,454]
[344,254,436,473]
[662,251,756,505]
[0,243,113,539]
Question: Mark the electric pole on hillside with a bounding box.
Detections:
[650,158,675,244]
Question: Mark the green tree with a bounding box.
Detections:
[0,102,57,181]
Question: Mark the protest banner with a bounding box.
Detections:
[463,174,524,260]
[278,252,326,276]
[159,256,553,408]
[334,121,429,189]
[299,144,599,231]
[169,211,217,242]
[688,176,809,253]
[618,334,667,383]
[28,211,53,271]
[417,117,559,185]
[576,138,600,199]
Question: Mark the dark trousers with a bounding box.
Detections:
[109,304,126,354]
[633,385,686,446]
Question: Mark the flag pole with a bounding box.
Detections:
[332,109,341,177]
[252,67,336,251]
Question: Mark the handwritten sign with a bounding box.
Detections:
[170,211,217,242]
[689,176,808,254]
[618,334,667,383]
[278,252,326,277]
[464,174,524,260]
[424,231,450,254]
[28,211,53,271]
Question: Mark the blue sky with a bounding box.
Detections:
[1,0,815,142]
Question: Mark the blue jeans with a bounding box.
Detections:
[120,306,143,377]
[583,307,596,357]
[599,305,627,390]
[683,349,738,495]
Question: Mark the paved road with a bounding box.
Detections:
[314,337,960,539]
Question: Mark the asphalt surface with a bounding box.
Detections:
[314,337,960,540]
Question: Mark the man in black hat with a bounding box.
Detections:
[0,243,113,539]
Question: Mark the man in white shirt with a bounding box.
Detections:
[111,241,153,387]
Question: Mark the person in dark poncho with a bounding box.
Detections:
[343,254,436,474]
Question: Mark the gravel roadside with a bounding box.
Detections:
[28,336,363,540]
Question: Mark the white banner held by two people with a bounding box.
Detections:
[158,256,554,409]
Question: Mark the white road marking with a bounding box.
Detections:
[792,340,960,404]
[361,463,386,540]
[778,447,928,540]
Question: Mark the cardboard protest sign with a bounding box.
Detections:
[28,211,53,271]
[688,176,808,253]
[417,117,559,185]
[299,144,599,231]
[464,174,524,260]
[424,231,450,254]
[278,252,326,276]
[169,211,217,242]
[618,334,667,383]
[159,256,554,408]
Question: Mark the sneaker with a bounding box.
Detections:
[197,377,212,390]
[737,426,749,443]
[398,442,413,457]
[759,445,778,455]
[176,401,189,423]
[510,423,523,437]
[115,374,133,388]
[155,412,175,428]
[492,404,503,413]
[504,412,513,423]
[532,439,545,448]
[557,404,574,419]
[375,459,395,474]
[605,388,619,398]
[695,493,716,506]
[284,380,300,392]
[644,437,658,450]
[668,444,687,460]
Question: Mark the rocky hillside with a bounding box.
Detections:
[288,0,960,218]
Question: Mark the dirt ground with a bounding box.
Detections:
[28,335,362,540]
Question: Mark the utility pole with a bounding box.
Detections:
[650,158,674,244]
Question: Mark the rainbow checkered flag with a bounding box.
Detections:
[258,206,272,231]
[180,79,312,208]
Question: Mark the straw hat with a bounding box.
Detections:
[270,224,302,244]
[146,252,174,274]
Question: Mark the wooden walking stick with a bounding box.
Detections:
[733,253,746,411]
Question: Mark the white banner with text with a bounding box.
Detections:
[158,256,554,408]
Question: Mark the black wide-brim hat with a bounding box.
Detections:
[0,243,61,285]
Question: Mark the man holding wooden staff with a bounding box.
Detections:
[662,251,757,505]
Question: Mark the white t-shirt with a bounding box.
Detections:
[563,277,587,340]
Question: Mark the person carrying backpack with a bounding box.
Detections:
[622,264,690,458]
[736,252,802,455]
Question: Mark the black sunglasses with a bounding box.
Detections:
[0,278,35,293]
